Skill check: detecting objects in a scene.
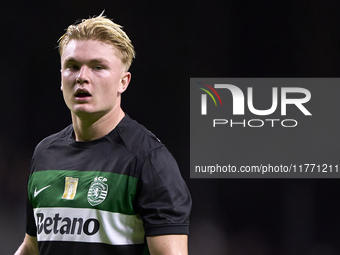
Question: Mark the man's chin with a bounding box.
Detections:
[72,107,98,119]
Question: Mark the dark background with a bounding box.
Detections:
[1,1,340,254]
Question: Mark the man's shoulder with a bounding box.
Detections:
[115,115,164,156]
[34,125,72,153]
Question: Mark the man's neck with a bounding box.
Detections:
[71,108,125,142]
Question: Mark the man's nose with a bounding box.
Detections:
[76,66,90,84]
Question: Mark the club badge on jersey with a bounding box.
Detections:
[87,177,108,206]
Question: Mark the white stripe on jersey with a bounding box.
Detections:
[34,207,145,245]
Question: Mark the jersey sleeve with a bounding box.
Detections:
[135,146,191,236]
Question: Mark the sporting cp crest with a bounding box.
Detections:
[87,176,108,206]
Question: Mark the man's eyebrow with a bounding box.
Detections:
[64,57,78,63]
[64,57,109,64]
[89,58,110,64]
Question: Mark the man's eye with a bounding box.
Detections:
[68,65,79,70]
[95,66,103,70]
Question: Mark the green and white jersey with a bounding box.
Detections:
[26,115,191,255]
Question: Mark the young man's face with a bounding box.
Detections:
[60,39,130,121]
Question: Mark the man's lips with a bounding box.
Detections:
[74,88,92,98]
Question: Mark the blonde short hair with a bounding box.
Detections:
[58,14,135,70]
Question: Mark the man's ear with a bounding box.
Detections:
[60,69,63,91]
[118,72,131,93]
